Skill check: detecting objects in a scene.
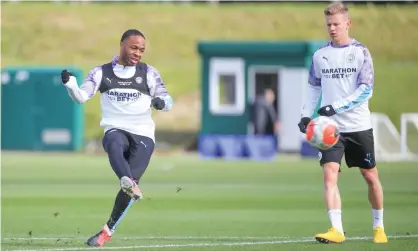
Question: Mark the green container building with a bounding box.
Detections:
[1,67,85,151]
[197,41,324,152]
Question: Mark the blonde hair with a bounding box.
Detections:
[324,2,349,16]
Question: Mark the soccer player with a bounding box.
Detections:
[298,2,387,244]
[61,29,173,247]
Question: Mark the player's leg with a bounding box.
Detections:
[86,189,133,247]
[105,189,135,234]
[102,129,142,200]
[361,167,384,232]
[128,135,155,183]
[120,133,154,202]
[86,129,134,247]
[101,134,155,237]
[344,129,387,243]
[315,140,346,244]
[102,129,133,179]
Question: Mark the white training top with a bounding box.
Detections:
[302,38,375,133]
[64,56,173,142]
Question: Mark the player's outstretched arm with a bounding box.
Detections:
[61,67,102,104]
[148,65,173,112]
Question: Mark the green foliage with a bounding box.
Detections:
[2,3,418,138]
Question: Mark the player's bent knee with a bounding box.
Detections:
[360,168,379,184]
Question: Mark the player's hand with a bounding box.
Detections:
[151,97,165,110]
[317,105,336,117]
[298,117,311,134]
[61,69,73,84]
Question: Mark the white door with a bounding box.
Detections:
[278,68,309,152]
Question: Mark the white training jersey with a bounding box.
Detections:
[64,56,173,142]
[302,38,374,133]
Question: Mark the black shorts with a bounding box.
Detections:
[318,128,376,169]
[102,128,155,180]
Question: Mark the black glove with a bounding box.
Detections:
[298,117,311,134]
[61,69,73,84]
[317,105,336,117]
[151,97,165,110]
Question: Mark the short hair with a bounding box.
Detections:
[324,2,349,16]
[120,29,146,42]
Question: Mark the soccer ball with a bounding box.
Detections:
[306,116,340,150]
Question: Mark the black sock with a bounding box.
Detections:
[106,189,133,233]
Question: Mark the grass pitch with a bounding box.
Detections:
[1,152,418,250]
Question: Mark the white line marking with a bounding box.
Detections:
[2,236,293,241]
[3,239,314,251]
[3,235,418,251]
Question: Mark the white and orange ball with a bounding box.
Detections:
[306,116,340,150]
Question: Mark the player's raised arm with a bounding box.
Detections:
[148,65,173,112]
[61,66,102,104]
[330,47,374,114]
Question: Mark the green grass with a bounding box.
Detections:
[2,152,418,250]
[2,3,418,138]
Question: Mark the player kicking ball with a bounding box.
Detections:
[298,2,387,244]
[61,29,173,247]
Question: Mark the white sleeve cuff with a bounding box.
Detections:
[64,76,79,90]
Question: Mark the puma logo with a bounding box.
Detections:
[140,141,147,148]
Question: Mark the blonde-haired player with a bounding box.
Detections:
[298,2,388,244]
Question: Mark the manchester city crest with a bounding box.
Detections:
[347,53,355,63]
[135,77,143,84]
